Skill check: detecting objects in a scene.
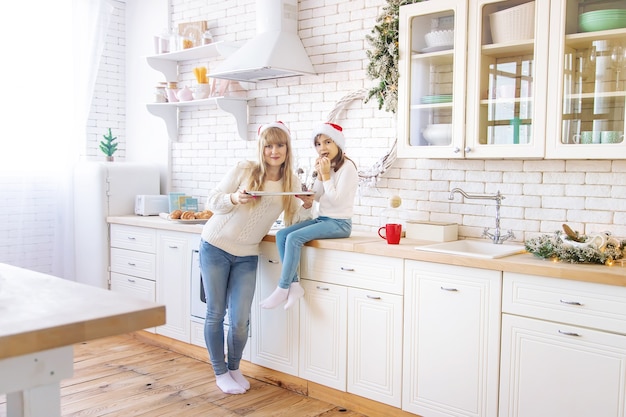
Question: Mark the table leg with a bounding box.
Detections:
[1,346,73,417]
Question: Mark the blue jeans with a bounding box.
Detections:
[275,216,352,289]
[198,240,258,376]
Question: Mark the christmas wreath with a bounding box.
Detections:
[524,231,626,265]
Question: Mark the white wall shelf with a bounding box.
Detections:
[146,41,248,140]
[146,97,248,140]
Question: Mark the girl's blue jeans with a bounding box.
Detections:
[198,239,258,376]
[275,216,352,289]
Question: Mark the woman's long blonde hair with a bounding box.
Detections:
[246,126,300,226]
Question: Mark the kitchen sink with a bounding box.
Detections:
[414,239,526,259]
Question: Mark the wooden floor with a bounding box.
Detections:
[0,334,367,417]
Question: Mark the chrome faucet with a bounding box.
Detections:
[448,188,515,244]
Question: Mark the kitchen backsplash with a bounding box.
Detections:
[89,0,626,242]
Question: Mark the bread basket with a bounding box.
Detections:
[489,1,535,44]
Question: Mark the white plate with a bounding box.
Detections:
[419,45,454,53]
[171,218,208,224]
[246,191,315,196]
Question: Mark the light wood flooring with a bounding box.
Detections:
[0,333,367,417]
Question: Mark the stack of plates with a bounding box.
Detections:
[579,9,626,32]
[420,94,453,104]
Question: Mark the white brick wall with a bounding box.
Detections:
[122,0,626,243]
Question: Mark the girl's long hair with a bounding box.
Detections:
[246,127,299,226]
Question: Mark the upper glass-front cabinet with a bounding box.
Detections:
[399,0,626,160]
[397,0,468,158]
[546,0,626,159]
[465,0,550,158]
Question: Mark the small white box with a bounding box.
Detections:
[406,221,458,242]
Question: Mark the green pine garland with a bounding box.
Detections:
[365,0,425,114]
[525,231,626,265]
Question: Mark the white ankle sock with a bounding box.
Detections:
[284,282,305,310]
[260,286,289,309]
[229,369,250,390]
[216,372,246,394]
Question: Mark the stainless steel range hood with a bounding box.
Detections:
[210,0,316,82]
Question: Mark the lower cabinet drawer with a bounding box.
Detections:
[110,272,156,302]
[503,272,626,335]
[301,247,403,294]
[110,247,156,280]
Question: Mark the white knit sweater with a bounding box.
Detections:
[201,161,310,257]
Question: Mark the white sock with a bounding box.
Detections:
[216,372,246,394]
[229,369,250,390]
[260,286,289,309]
[284,282,305,310]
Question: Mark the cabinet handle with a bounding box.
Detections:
[316,286,330,291]
[366,295,381,300]
[453,147,461,153]
[127,262,136,266]
[169,245,179,249]
[464,147,472,153]
[127,236,136,240]
[559,299,583,306]
[268,259,279,264]
[340,267,355,272]
[558,330,581,337]
[440,286,458,291]
[127,278,136,283]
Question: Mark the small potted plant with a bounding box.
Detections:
[100,128,118,161]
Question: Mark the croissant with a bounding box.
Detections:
[181,211,196,220]
[170,209,182,219]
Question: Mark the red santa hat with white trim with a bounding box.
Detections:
[312,122,345,150]
[258,121,291,139]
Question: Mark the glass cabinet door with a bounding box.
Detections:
[546,0,626,159]
[397,0,468,158]
[465,0,549,158]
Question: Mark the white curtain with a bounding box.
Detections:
[0,0,112,279]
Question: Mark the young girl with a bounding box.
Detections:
[199,121,311,394]
[260,122,358,310]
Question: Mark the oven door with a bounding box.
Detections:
[190,249,207,320]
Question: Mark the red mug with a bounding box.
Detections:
[378,223,402,244]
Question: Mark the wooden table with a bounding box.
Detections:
[0,263,165,417]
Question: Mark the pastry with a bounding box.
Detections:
[181,211,196,220]
[197,210,213,219]
[170,209,182,219]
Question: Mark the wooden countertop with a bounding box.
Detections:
[0,263,165,360]
[107,215,626,287]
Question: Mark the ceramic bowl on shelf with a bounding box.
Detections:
[422,124,452,146]
[578,10,626,32]
[424,30,454,48]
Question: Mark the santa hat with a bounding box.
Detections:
[258,121,291,139]
[312,122,345,150]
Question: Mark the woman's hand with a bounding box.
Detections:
[231,190,256,205]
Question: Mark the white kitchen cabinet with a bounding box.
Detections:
[397,0,469,158]
[545,0,626,159]
[145,42,248,140]
[299,279,347,390]
[299,247,404,407]
[347,287,403,407]
[499,272,626,417]
[250,241,299,376]
[156,230,199,342]
[400,0,626,159]
[109,224,157,333]
[403,260,501,417]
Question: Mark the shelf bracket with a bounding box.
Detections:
[146,105,179,140]
[216,98,249,140]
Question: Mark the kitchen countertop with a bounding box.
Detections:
[108,215,626,287]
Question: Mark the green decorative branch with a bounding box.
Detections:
[365,0,424,114]
[99,128,118,157]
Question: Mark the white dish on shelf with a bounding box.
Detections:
[419,45,454,53]
[246,191,315,196]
